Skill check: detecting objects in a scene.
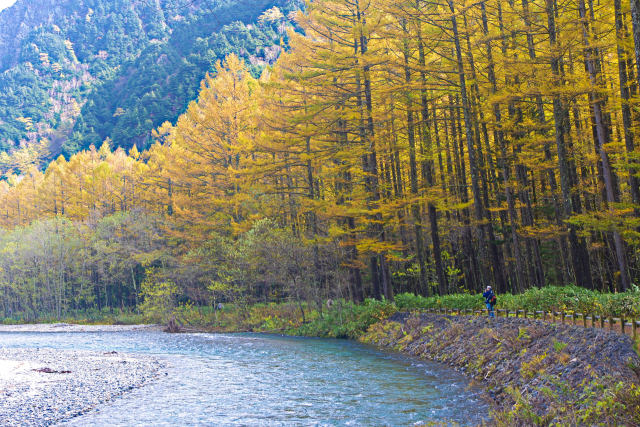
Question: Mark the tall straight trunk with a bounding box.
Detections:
[449,95,480,291]
[483,0,526,292]
[304,133,325,306]
[355,1,392,300]
[448,1,505,292]
[490,0,523,292]
[432,102,447,193]
[518,0,547,287]
[167,178,173,217]
[337,117,364,302]
[545,0,594,289]
[388,106,410,252]
[417,23,448,295]
[616,0,640,207]
[348,216,364,302]
[401,23,429,295]
[462,11,508,293]
[579,0,630,290]
[283,153,299,236]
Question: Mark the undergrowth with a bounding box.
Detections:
[2,286,639,336]
[395,285,640,318]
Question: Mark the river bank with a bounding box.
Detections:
[2,305,640,425]
[169,304,640,424]
[360,312,640,425]
[0,343,164,426]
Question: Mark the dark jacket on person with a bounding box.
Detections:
[483,290,495,305]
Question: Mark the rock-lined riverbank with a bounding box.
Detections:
[360,312,640,424]
[0,347,164,426]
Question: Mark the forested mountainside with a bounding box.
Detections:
[0,0,298,166]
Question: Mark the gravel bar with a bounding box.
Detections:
[0,347,164,426]
[0,323,160,333]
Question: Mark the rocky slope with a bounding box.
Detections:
[361,313,640,425]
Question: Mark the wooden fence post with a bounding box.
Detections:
[586,313,591,328]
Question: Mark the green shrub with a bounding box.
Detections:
[292,299,397,339]
[394,286,640,319]
[395,292,482,311]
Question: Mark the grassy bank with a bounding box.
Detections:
[180,285,640,337]
[172,299,397,339]
[394,285,640,317]
[3,286,640,336]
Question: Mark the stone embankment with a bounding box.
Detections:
[360,312,640,423]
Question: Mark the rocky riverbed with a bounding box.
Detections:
[0,323,160,333]
[0,346,164,426]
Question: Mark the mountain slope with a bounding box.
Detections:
[0,0,298,164]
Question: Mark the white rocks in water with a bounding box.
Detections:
[0,348,164,426]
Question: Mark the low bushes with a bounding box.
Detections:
[292,299,396,339]
[395,286,640,318]
[3,286,639,331]
[161,298,396,339]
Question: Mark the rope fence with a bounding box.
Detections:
[424,307,640,341]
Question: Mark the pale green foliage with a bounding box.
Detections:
[0,210,167,321]
[139,275,180,324]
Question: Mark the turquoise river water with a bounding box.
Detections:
[0,330,488,426]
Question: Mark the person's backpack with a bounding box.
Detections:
[490,295,497,306]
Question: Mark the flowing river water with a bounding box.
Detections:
[1,329,488,426]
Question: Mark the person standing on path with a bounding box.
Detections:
[483,286,496,318]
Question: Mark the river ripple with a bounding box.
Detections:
[0,330,488,426]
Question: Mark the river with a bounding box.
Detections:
[0,329,488,425]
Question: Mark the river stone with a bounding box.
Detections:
[0,347,164,426]
[368,312,640,416]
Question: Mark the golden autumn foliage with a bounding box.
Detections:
[2,0,640,313]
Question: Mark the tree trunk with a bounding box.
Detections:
[579,0,630,290]
[545,0,594,289]
[449,0,505,292]
[401,22,429,295]
[617,0,640,208]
